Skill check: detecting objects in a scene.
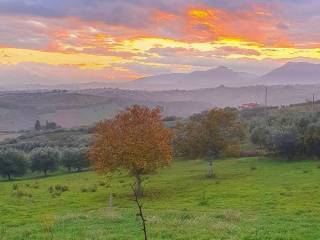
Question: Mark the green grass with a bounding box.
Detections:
[1,157,320,239]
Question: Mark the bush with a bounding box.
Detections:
[80,185,97,193]
[270,132,301,160]
[12,189,32,198]
[55,184,69,192]
[304,123,320,158]
[98,181,106,186]
[48,184,69,197]
[12,183,19,190]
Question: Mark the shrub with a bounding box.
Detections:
[55,184,69,192]
[80,185,97,193]
[48,184,69,196]
[12,183,19,190]
[270,132,301,160]
[12,189,32,198]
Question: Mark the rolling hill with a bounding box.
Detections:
[2,62,320,131]
[1,83,320,131]
[0,90,211,131]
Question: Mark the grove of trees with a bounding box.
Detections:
[34,120,60,131]
[0,146,89,180]
[2,104,320,188]
[249,111,320,160]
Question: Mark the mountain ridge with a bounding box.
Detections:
[1,62,320,91]
[258,62,320,85]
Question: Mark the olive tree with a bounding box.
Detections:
[30,147,60,176]
[0,149,28,180]
[62,147,89,172]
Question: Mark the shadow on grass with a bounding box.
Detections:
[0,169,93,183]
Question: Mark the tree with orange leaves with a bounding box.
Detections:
[89,105,173,196]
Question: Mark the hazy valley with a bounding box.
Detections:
[1,62,320,131]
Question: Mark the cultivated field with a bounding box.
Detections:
[1,157,320,239]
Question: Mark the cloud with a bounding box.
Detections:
[0,47,129,69]
[0,0,320,84]
[214,46,261,57]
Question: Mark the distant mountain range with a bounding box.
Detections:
[258,62,320,85]
[1,62,320,91]
[122,66,258,90]
[126,62,320,90]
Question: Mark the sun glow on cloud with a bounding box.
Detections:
[0,1,320,82]
[0,48,127,69]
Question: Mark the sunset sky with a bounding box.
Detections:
[1,0,320,85]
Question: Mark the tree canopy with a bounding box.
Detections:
[30,147,60,176]
[0,149,27,180]
[89,105,173,196]
[62,147,89,172]
[174,108,245,177]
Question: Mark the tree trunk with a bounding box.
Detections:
[135,173,143,197]
[44,169,47,177]
[109,192,113,209]
[68,166,71,172]
[207,159,215,178]
[7,174,11,181]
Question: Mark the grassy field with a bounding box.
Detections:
[1,157,320,239]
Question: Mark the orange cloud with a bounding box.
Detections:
[154,11,176,23]
[0,3,319,82]
[185,4,292,47]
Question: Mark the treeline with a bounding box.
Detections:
[0,147,89,180]
[2,104,320,181]
[249,110,320,160]
[0,128,92,152]
[173,106,320,162]
[35,120,61,131]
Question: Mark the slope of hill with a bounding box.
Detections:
[2,82,320,131]
[1,158,320,239]
[259,62,320,85]
[81,84,320,107]
[0,91,211,131]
